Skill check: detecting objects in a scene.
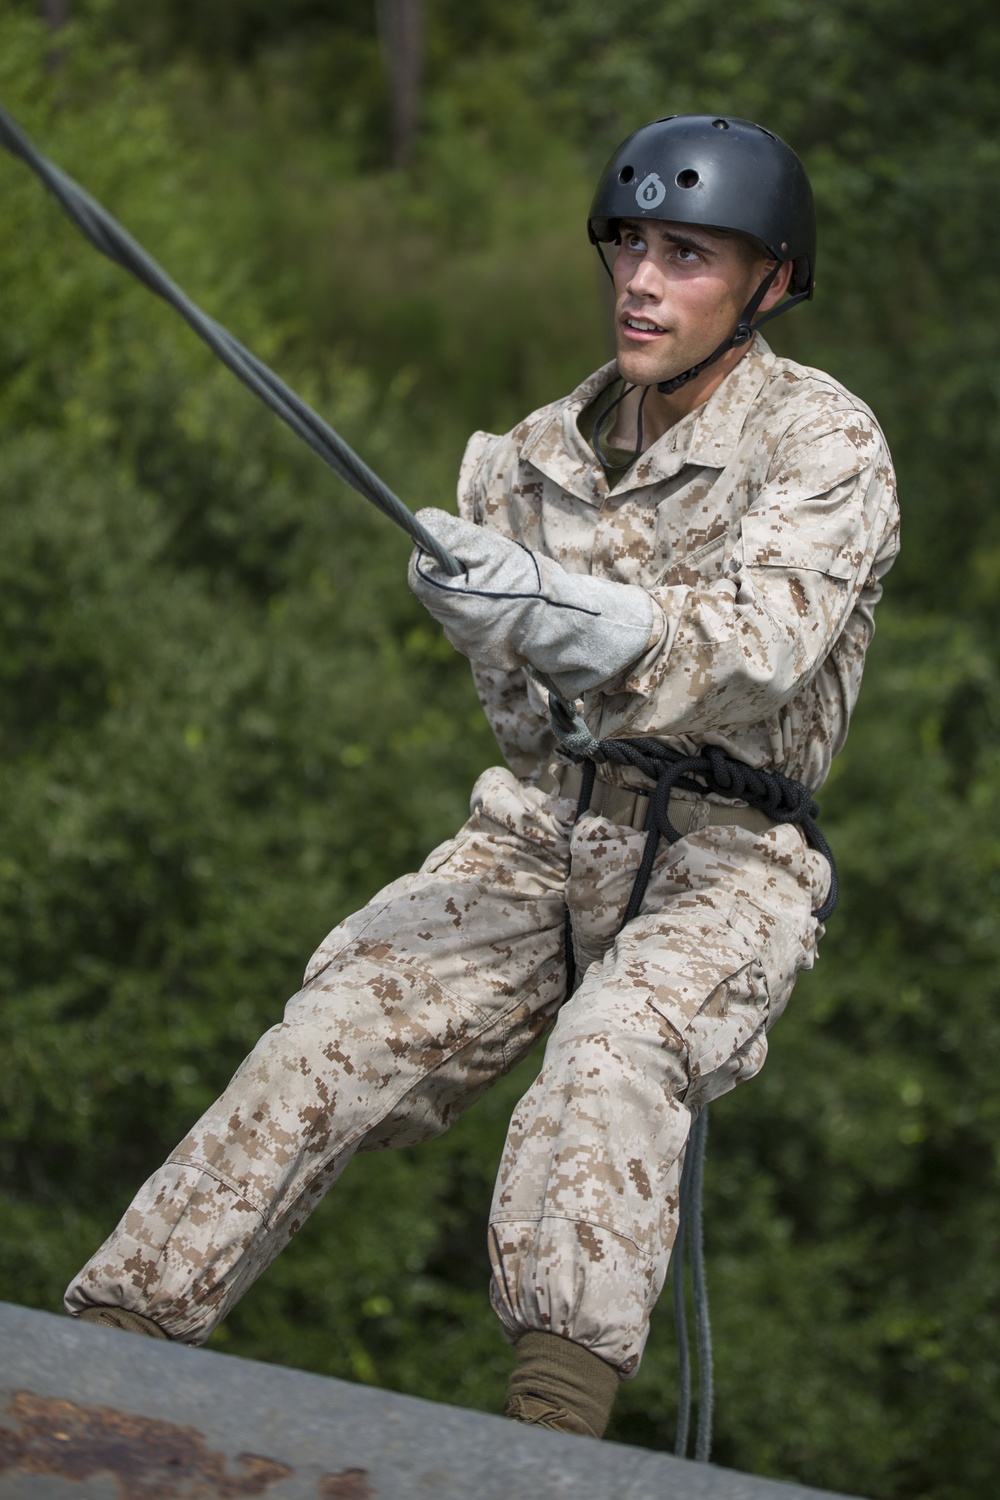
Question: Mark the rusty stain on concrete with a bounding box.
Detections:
[0,1391,374,1498]
[315,1473,374,1500]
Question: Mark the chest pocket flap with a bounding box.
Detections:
[740,475,866,582]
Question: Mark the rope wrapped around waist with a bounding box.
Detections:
[568,736,838,927]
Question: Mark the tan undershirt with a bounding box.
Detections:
[577,377,638,476]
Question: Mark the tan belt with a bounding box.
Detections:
[558,763,776,836]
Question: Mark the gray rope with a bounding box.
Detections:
[672,1151,692,1458]
[688,1108,714,1462]
[0,101,461,578]
[672,1107,712,1461]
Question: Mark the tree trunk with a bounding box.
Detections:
[375,0,424,169]
[39,0,69,71]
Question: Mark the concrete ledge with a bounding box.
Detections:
[0,1301,862,1499]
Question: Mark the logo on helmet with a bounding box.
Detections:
[635,172,666,209]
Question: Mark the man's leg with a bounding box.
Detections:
[65,768,572,1345]
[490,819,827,1430]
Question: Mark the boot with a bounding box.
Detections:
[76,1306,169,1339]
[503,1330,619,1438]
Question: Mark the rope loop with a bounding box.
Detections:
[562,731,838,924]
[559,722,839,1463]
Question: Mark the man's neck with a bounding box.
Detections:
[610,341,752,451]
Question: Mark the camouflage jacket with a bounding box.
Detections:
[457,334,899,793]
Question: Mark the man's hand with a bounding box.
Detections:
[407,509,656,698]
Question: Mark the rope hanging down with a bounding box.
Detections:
[0,102,462,579]
[672,1108,713,1463]
[561,728,839,1460]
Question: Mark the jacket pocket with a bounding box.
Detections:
[643,919,767,1090]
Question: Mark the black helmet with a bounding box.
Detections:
[589,114,815,296]
[589,115,815,393]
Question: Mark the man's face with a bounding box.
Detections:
[612,219,772,389]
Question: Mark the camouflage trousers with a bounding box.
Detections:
[65,764,828,1376]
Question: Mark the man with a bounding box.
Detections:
[66,115,898,1441]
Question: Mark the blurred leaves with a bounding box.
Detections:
[1,4,999,1498]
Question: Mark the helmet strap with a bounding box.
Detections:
[594,251,811,442]
[749,286,812,328]
[656,262,781,395]
[592,380,651,472]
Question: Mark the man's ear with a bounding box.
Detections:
[759,259,794,312]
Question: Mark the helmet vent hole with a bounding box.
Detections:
[676,168,700,189]
[712,118,729,129]
[618,165,635,184]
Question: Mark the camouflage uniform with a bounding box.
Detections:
[66,336,898,1375]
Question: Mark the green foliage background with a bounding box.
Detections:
[1,3,999,1495]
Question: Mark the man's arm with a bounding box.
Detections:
[409,411,898,738]
[407,510,656,699]
[611,415,898,736]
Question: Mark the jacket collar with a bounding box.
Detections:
[520,335,775,505]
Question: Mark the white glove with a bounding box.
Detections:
[407,509,655,698]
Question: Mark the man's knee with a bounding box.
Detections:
[541,996,691,1104]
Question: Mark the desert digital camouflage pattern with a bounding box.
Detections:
[462,335,898,792]
[66,335,898,1377]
